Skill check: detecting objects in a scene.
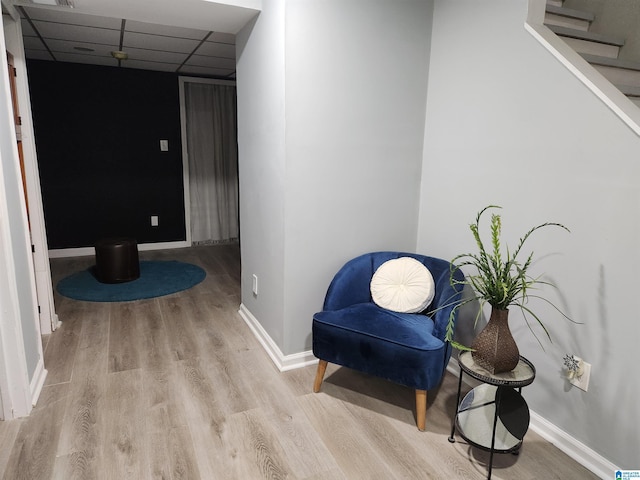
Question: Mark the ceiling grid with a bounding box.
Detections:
[16,4,237,78]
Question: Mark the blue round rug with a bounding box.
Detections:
[57,260,206,302]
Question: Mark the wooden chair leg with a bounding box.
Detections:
[313,360,328,393]
[415,389,427,431]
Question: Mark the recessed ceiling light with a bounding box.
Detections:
[110,51,129,60]
[73,46,94,52]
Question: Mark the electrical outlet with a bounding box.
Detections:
[151,215,159,227]
[252,274,258,296]
[569,360,591,392]
[160,140,169,151]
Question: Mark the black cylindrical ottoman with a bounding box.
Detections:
[94,237,140,284]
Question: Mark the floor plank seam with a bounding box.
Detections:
[0,244,599,480]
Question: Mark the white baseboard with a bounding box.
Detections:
[52,313,61,331]
[529,410,615,479]
[138,241,190,252]
[48,240,190,258]
[446,359,615,479]
[233,309,615,477]
[30,359,47,407]
[238,304,318,372]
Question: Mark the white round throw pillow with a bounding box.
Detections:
[370,257,435,314]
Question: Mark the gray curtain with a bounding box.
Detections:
[184,82,239,244]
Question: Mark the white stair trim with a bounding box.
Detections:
[527,0,640,137]
[544,5,593,31]
[591,65,640,89]
[581,53,640,72]
[560,37,620,59]
[544,13,590,32]
[546,24,624,47]
[618,85,640,97]
[545,5,594,22]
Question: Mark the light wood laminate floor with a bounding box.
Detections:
[0,245,598,479]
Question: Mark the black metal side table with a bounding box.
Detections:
[448,351,536,479]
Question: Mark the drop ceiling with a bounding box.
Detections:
[8,1,260,78]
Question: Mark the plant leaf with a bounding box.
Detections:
[444,205,574,351]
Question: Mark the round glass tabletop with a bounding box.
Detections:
[458,351,536,387]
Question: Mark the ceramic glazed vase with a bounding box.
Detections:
[471,308,519,374]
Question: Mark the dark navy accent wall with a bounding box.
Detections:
[27,60,186,249]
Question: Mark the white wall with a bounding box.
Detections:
[419,0,639,470]
[281,0,433,355]
[236,0,287,349]
[236,0,434,358]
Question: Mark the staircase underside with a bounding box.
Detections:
[544,1,640,108]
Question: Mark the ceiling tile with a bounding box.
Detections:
[20,18,37,36]
[122,60,179,72]
[24,49,54,61]
[185,55,236,70]
[178,64,235,78]
[194,41,235,59]
[32,21,120,45]
[17,8,238,77]
[121,47,187,65]
[125,20,208,41]
[208,32,235,44]
[54,52,119,67]
[21,6,122,29]
[45,38,118,57]
[122,31,200,54]
[23,36,48,51]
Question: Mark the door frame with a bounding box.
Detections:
[0,2,51,419]
[4,8,58,336]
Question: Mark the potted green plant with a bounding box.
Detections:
[445,205,572,374]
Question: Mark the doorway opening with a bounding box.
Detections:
[179,77,240,248]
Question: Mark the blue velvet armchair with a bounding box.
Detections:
[312,251,464,431]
